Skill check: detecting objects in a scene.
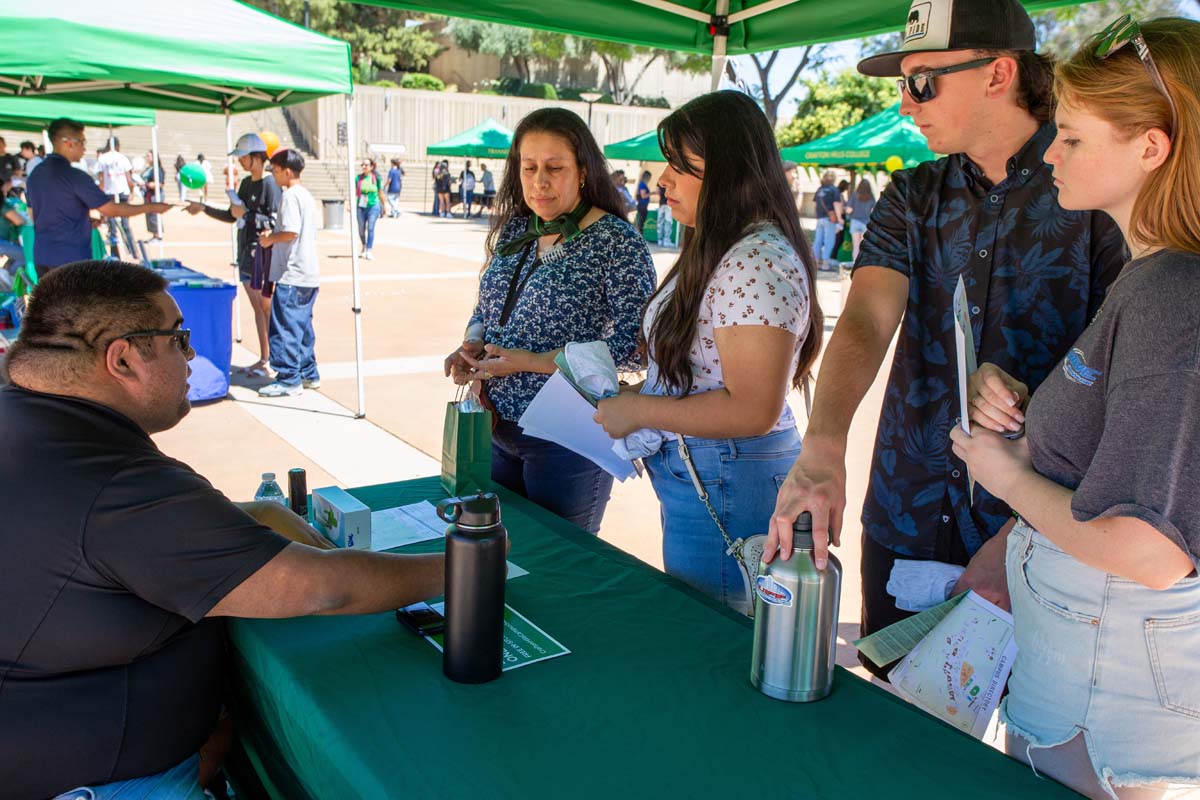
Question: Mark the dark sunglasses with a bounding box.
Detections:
[898,57,998,104]
[117,328,192,352]
[1095,14,1178,137]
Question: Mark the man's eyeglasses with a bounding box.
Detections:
[898,57,998,104]
[59,136,86,147]
[117,328,192,353]
[1095,14,1178,137]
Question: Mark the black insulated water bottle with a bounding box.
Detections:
[437,493,507,683]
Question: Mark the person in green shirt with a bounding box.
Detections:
[355,159,382,261]
[0,176,28,280]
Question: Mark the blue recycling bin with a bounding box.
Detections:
[158,265,236,402]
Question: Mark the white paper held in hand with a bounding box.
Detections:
[953,275,978,500]
[518,371,637,481]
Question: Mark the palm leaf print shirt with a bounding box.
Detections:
[854,123,1127,558]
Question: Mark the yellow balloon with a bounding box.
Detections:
[260,130,281,157]
[885,155,905,173]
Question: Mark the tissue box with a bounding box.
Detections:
[312,486,371,549]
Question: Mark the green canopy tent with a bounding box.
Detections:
[604,129,665,163]
[0,0,376,417]
[0,97,156,133]
[779,102,936,172]
[357,0,1091,90]
[426,118,514,159]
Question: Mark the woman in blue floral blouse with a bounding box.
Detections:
[444,108,656,534]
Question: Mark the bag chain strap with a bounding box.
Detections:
[675,438,753,576]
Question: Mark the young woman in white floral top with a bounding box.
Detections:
[596,91,824,614]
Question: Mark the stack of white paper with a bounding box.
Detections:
[518,372,637,481]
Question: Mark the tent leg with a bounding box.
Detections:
[151,124,164,259]
[225,110,242,343]
[710,0,730,91]
[346,93,365,419]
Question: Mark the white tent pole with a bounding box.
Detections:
[710,0,730,92]
[346,93,365,418]
[151,124,164,258]
[225,110,242,343]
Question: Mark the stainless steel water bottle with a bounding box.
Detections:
[750,512,842,702]
[437,493,507,684]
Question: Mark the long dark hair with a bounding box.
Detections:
[856,178,875,202]
[647,90,823,393]
[485,108,625,260]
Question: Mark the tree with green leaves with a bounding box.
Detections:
[444,18,568,84]
[776,69,894,148]
[1032,0,1182,56]
[245,0,441,76]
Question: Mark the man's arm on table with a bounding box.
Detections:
[766,265,908,567]
[206,544,445,619]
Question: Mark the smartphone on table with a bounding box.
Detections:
[395,602,445,636]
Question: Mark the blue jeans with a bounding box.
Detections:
[357,203,380,249]
[812,218,839,265]
[0,239,24,275]
[268,284,319,386]
[1001,520,1200,796]
[387,192,401,217]
[461,189,474,215]
[52,753,205,800]
[492,419,613,535]
[106,192,135,258]
[645,428,802,614]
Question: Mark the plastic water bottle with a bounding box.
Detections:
[253,472,287,506]
[436,492,507,684]
[750,512,843,702]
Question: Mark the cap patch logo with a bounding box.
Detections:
[904,2,932,44]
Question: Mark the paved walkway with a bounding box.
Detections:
[147,203,891,679]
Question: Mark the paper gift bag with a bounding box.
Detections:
[441,400,493,496]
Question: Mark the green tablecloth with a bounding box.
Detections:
[227,478,1078,799]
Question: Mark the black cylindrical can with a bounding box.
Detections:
[437,493,506,684]
[287,468,308,519]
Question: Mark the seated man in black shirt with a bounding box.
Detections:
[0,261,445,800]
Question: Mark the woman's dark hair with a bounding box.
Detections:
[486,107,625,260]
[856,178,875,202]
[648,90,823,393]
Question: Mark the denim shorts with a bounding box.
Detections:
[849,219,867,235]
[52,753,205,800]
[1001,520,1200,798]
[645,427,801,615]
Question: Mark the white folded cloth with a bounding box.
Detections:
[887,560,966,612]
[562,341,619,399]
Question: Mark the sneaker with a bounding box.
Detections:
[364,250,373,260]
[258,381,303,397]
[302,378,322,389]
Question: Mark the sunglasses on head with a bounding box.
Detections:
[898,57,998,104]
[116,328,192,353]
[1095,14,1178,137]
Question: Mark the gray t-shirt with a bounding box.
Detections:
[270,183,319,287]
[1026,248,1200,570]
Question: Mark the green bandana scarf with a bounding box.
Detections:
[497,202,592,256]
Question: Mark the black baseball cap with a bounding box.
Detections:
[858,0,1037,78]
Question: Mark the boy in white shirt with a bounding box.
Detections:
[257,149,320,398]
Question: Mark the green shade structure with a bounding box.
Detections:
[358,0,1091,89]
[604,129,665,163]
[780,103,936,171]
[0,96,155,133]
[0,0,369,419]
[426,118,514,159]
[0,0,351,112]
